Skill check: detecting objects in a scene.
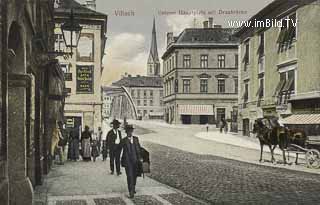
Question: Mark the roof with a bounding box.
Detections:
[162,27,239,59]
[112,75,163,88]
[55,0,107,18]
[235,0,317,37]
[175,28,238,44]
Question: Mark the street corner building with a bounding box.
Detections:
[0,0,66,204]
[162,17,239,125]
[54,0,108,136]
[236,0,320,137]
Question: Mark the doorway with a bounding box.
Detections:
[181,115,191,124]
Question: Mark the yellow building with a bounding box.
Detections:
[236,0,320,136]
[162,18,239,124]
[55,0,107,135]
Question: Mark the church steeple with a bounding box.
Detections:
[147,17,160,76]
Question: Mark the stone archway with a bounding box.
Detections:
[7,21,33,205]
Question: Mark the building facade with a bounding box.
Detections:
[1,0,65,204]
[111,75,164,120]
[236,0,320,136]
[162,19,239,124]
[54,0,107,135]
[101,86,114,120]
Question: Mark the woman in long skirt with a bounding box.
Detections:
[81,126,92,161]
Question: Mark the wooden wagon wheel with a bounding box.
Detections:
[305,149,320,169]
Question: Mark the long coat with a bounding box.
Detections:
[106,129,122,150]
[120,136,142,176]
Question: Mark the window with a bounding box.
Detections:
[235,54,238,68]
[144,100,147,106]
[60,64,70,73]
[244,82,249,103]
[183,79,191,93]
[131,90,135,98]
[218,55,225,68]
[169,59,172,70]
[277,13,297,51]
[172,56,175,69]
[149,65,153,74]
[54,34,65,52]
[217,108,226,122]
[137,90,140,98]
[144,90,147,98]
[234,78,238,94]
[243,40,250,70]
[143,110,147,116]
[150,100,153,106]
[200,79,208,93]
[183,55,191,68]
[200,55,208,68]
[150,90,153,98]
[256,77,264,98]
[218,79,225,93]
[160,90,163,98]
[258,33,265,57]
[276,70,295,104]
[137,100,141,106]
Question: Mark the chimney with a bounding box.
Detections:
[208,17,214,28]
[167,32,174,46]
[214,25,222,28]
[203,21,209,28]
[128,74,132,78]
[137,74,141,77]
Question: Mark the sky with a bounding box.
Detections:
[77,0,273,86]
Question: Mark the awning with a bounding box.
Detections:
[282,76,294,92]
[256,84,263,97]
[178,105,214,115]
[280,114,320,125]
[274,78,286,96]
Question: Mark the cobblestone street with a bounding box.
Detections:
[144,142,320,204]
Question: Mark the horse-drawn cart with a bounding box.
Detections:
[285,135,320,168]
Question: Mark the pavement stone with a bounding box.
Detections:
[131,195,163,205]
[160,193,204,205]
[144,142,320,204]
[94,197,126,205]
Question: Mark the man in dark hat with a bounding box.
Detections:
[106,119,122,175]
[120,124,142,198]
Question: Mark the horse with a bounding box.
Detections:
[253,117,307,164]
[253,118,287,163]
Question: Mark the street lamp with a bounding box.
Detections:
[60,9,82,56]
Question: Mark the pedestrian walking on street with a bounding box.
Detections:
[102,140,108,161]
[120,124,143,198]
[81,126,92,161]
[51,121,64,165]
[91,137,99,162]
[219,118,226,133]
[224,121,229,134]
[97,126,103,152]
[206,123,209,132]
[68,127,80,161]
[106,119,122,175]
